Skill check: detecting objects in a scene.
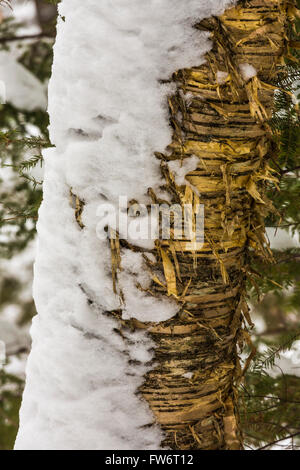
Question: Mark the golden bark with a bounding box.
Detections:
[123,0,292,450]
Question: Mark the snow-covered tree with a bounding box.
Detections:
[14,0,298,450]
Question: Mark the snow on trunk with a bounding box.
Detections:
[15,0,235,450]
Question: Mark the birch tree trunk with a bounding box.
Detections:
[15,0,292,451]
[132,0,289,450]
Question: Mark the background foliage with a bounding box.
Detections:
[240,2,300,449]
[0,0,56,450]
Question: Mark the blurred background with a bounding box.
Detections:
[0,0,299,451]
[0,0,56,449]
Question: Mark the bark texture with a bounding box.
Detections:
[124,0,289,450]
[102,0,294,451]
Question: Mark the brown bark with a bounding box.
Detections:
[127,0,290,450]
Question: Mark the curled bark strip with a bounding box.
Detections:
[70,190,85,229]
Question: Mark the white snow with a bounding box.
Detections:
[216,70,229,85]
[0,1,47,109]
[48,0,235,203]
[266,227,300,249]
[119,249,179,322]
[4,0,41,37]
[168,155,200,195]
[0,51,47,110]
[182,372,193,379]
[168,155,199,186]
[239,63,257,81]
[16,0,236,450]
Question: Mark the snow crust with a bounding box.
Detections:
[16,0,236,450]
[168,156,199,186]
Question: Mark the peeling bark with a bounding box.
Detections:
[127,0,290,450]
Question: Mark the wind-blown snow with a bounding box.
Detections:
[16,0,236,450]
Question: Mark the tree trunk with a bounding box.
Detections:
[125,0,288,450]
[15,0,292,451]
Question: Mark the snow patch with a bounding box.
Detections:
[0,51,47,110]
[239,63,257,81]
[119,250,179,322]
[168,155,199,186]
[216,70,229,85]
[183,372,194,379]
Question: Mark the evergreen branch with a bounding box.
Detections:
[259,332,300,369]
[4,155,44,173]
[258,431,300,450]
[18,173,43,189]
[1,215,38,222]
[0,33,54,43]
[247,332,300,376]
[242,395,300,405]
